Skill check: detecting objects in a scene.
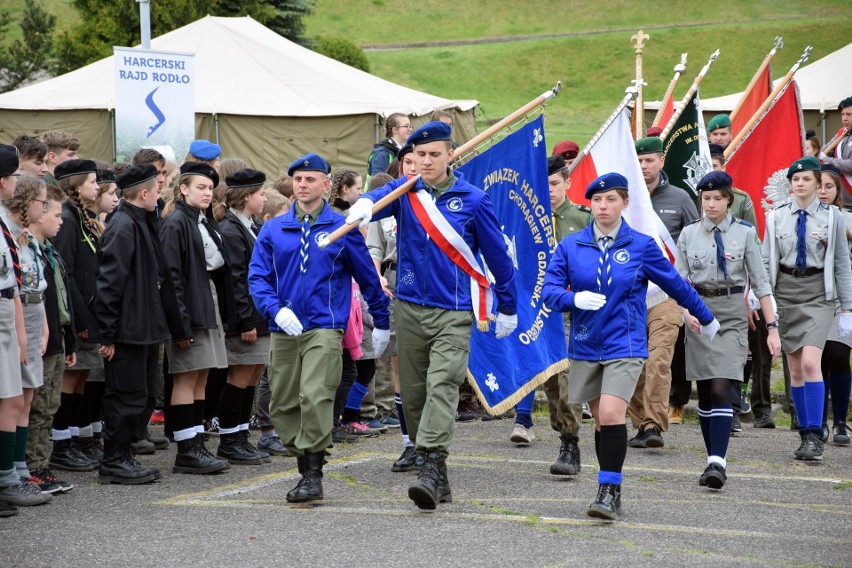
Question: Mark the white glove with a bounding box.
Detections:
[573,291,607,311]
[838,313,852,338]
[372,327,390,356]
[345,198,374,229]
[274,307,304,336]
[699,318,720,341]
[746,289,760,311]
[495,312,518,339]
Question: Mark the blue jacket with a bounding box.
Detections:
[542,220,713,361]
[248,201,390,333]
[364,173,517,314]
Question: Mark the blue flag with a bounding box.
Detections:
[457,115,568,414]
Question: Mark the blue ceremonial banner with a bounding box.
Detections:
[458,115,568,414]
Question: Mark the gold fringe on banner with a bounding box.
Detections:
[467,357,570,417]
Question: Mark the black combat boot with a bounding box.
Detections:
[550,433,581,476]
[587,483,622,520]
[286,452,324,503]
[143,427,170,450]
[49,439,98,472]
[173,436,230,474]
[391,446,421,472]
[78,436,104,463]
[217,433,265,465]
[238,430,271,462]
[98,441,160,485]
[407,451,452,510]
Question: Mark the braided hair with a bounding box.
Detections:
[2,174,45,246]
[60,172,102,238]
[329,168,360,209]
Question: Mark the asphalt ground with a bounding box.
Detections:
[2,411,851,568]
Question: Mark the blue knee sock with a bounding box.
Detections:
[790,385,807,430]
[697,404,712,455]
[345,382,369,412]
[394,393,408,437]
[803,381,825,431]
[514,391,535,428]
[707,405,733,460]
[828,372,851,425]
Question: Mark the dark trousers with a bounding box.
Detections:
[668,327,690,406]
[103,343,159,444]
[747,312,773,418]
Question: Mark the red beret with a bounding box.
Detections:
[645,126,663,137]
[552,140,579,160]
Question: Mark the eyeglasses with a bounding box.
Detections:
[396,124,413,130]
[33,198,50,211]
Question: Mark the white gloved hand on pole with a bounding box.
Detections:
[345,198,374,229]
[495,312,518,339]
[573,291,607,311]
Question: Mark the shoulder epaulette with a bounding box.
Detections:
[577,204,591,213]
[736,218,753,228]
[684,218,701,227]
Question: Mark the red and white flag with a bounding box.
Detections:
[726,80,804,237]
[731,63,773,138]
[657,96,675,132]
[568,108,677,259]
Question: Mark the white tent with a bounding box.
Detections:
[645,43,851,139]
[0,16,478,174]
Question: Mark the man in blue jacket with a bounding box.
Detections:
[345,121,518,510]
[248,153,390,504]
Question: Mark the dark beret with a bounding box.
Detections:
[225,168,266,189]
[786,156,821,180]
[96,169,116,184]
[180,161,220,187]
[55,159,97,180]
[0,144,19,178]
[116,164,157,190]
[708,143,725,157]
[707,114,731,131]
[406,121,452,146]
[397,143,413,160]
[547,155,567,177]
[697,170,732,192]
[635,137,663,155]
[287,153,330,177]
[585,172,629,199]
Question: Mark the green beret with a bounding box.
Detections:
[635,136,663,155]
[707,114,731,131]
[786,156,821,180]
[839,96,852,111]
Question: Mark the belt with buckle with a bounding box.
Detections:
[0,287,15,300]
[20,292,44,304]
[694,285,744,297]
[779,266,824,278]
[381,261,397,275]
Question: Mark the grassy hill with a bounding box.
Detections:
[305,0,852,146]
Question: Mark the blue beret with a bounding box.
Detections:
[180,161,220,187]
[287,153,330,177]
[55,159,97,180]
[585,172,629,199]
[697,170,732,191]
[786,156,821,179]
[225,168,266,189]
[116,164,157,190]
[0,144,19,177]
[708,143,725,156]
[822,163,841,176]
[189,139,222,161]
[407,121,452,146]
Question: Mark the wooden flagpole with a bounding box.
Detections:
[724,46,812,159]
[651,53,687,127]
[660,49,721,140]
[729,36,783,123]
[320,82,564,249]
[631,30,650,139]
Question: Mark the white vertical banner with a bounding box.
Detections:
[114,46,195,163]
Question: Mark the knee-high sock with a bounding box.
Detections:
[240,386,256,428]
[13,426,29,479]
[803,381,825,431]
[594,429,600,462]
[514,390,535,428]
[193,399,206,434]
[171,404,196,442]
[597,424,627,485]
[52,392,74,440]
[790,385,807,431]
[707,405,733,466]
[217,383,244,435]
[828,373,851,425]
[697,404,712,455]
[342,382,369,423]
[70,392,85,436]
[394,392,411,447]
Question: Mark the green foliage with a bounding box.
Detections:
[267,0,315,47]
[314,35,369,72]
[0,0,56,93]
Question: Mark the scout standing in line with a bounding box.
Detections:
[761,157,852,462]
[249,153,390,504]
[675,171,781,488]
[542,173,716,520]
[346,121,518,510]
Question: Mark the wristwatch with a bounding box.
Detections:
[765,321,778,330]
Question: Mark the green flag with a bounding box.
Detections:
[662,91,713,205]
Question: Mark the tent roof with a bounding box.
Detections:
[647,43,852,112]
[0,15,477,117]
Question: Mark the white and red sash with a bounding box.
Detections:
[406,188,493,330]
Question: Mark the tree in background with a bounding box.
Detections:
[0,0,55,93]
[315,36,370,72]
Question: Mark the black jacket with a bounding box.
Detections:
[159,200,235,340]
[94,201,184,345]
[53,201,100,342]
[218,211,269,337]
[42,246,77,358]
[367,138,399,176]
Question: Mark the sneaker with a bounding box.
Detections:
[249,414,262,430]
[730,415,743,434]
[150,410,165,425]
[25,471,63,494]
[582,403,593,420]
[455,401,482,422]
[790,414,799,431]
[794,432,808,460]
[753,415,776,429]
[668,405,684,425]
[331,426,359,444]
[801,431,824,462]
[257,433,289,456]
[0,481,52,506]
[737,392,751,415]
[37,468,73,493]
[833,423,850,446]
[700,463,727,489]
[391,446,422,472]
[377,414,401,428]
[131,438,156,455]
[510,423,535,445]
[205,417,220,434]
[339,421,379,437]
[821,425,830,443]
[630,427,663,449]
[364,417,389,433]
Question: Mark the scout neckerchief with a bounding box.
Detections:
[405,187,492,331]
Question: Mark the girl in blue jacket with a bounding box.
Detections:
[542,172,717,520]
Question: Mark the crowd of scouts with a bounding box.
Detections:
[0,95,851,521]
